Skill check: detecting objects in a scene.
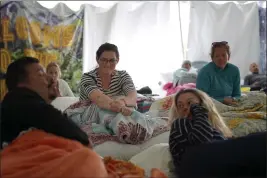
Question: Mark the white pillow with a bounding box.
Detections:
[94,132,170,161]
[51,97,79,112]
[129,143,172,176]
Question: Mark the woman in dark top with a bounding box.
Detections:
[168,88,232,175]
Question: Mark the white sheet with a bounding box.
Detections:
[187,1,260,78]
[51,97,79,112]
[94,131,169,160]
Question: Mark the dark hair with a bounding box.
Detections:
[210,41,231,58]
[96,43,119,60]
[5,57,39,91]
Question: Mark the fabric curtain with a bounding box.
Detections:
[258,2,266,74]
[83,1,184,91]
[187,1,260,78]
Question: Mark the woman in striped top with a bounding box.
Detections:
[80,43,137,116]
[168,88,232,175]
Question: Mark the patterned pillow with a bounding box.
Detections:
[149,95,174,117]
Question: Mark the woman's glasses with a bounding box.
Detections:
[99,58,118,64]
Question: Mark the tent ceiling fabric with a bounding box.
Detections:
[38,1,256,11]
[38,1,118,10]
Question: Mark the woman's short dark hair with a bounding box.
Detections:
[96,43,119,60]
[5,57,39,91]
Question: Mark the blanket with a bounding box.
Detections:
[65,101,169,146]
[150,91,267,137]
[1,129,106,178]
[1,129,167,178]
[104,157,167,178]
[213,92,267,137]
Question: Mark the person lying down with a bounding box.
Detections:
[1,57,167,178]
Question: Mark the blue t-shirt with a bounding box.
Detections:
[196,62,241,102]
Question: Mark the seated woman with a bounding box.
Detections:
[66,44,168,144]
[196,41,241,105]
[46,62,74,97]
[80,42,137,115]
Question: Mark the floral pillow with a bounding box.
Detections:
[149,95,174,117]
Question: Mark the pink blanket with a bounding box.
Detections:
[163,82,196,96]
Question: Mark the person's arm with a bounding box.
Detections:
[244,75,250,86]
[169,118,191,158]
[80,73,113,110]
[196,70,210,96]
[187,104,214,144]
[232,68,241,99]
[121,71,137,106]
[10,100,90,146]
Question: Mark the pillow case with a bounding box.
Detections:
[129,143,173,176]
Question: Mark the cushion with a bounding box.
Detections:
[148,95,174,118]
[51,97,79,111]
[130,143,172,176]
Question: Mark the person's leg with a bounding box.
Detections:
[179,132,266,178]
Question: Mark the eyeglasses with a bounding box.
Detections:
[99,58,118,64]
[212,41,228,46]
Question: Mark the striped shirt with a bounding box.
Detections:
[79,68,136,101]
[169,104,225,170]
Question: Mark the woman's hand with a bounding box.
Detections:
[120,107,133,116]
[109,100,124,112]
[223,97,238,106]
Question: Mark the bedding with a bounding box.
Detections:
[163,82,196,96]
[130,143,172,176]
[51,96,170,159]
[1,129,102,178]
[104,157,167,178]
[64,99,169,146]
[93,131,169,160]
[149,91,267,137]
[1,129,167,178]
[51,97,79,111]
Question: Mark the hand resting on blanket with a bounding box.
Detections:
[223,97,238,106]
[110,99,133,116]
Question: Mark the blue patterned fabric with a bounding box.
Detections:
[258,2,266,74]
